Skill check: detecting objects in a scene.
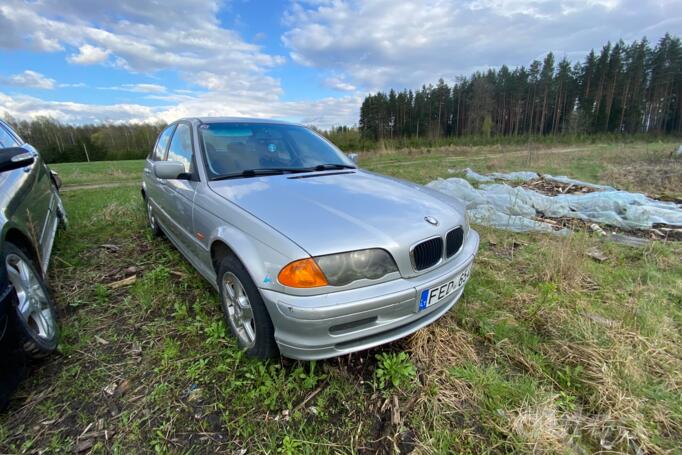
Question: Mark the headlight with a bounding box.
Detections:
[315,249,398,286]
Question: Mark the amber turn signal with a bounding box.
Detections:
[278,258,328,288]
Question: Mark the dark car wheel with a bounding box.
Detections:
[146,199,162,237]
[217,254,278,358]
[4,242,59,358]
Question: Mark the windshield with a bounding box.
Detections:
[199,122,353,179]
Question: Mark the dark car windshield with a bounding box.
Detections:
[198,122,353,179]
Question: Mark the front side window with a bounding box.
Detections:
[151,125,175,161]
[199,123,352,178]
[167,123,193,173]
[0,124,20,149]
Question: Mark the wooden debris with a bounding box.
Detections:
[390,395,401,427]
[586,247,608,262]
[94,335,109,345]
[108,275,136,289]
[522,176,598,196]
[103,382,117,396]
[293,382,327,412]
[75,439,94,452]
[114,380,130,398]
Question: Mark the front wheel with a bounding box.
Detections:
[217,255,278,358]
[4,242,59,358]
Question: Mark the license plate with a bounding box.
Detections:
[418,263,472,311]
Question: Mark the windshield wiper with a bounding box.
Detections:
[211,164,356,181]
[211,168,310,181]
[310,163,356,171]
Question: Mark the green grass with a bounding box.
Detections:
[51,159,144,186]
[1,142,681,453]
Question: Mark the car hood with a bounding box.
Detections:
[208,170,467,257]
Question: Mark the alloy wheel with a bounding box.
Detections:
[222,272,256,348]
[5,254,56,342]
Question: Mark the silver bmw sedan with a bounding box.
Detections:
[142,118,479,360]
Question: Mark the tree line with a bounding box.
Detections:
[359,34,682,140]
[3,115,165,163]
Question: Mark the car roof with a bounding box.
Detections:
[180,117,303,127]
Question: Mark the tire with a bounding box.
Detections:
[145,197,162,237]
[4,242,59,359]
[217,254,278,358]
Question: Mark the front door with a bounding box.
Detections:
[160,123,200,260]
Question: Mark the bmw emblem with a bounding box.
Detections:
[424,216,439,226]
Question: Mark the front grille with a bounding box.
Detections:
[411,237,443,271]
[446,227,464,258]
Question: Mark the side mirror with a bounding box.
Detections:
[0,147,35,173]
[153,161,186,180]
[347,153,359,165]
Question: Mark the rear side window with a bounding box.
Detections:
[151,125,175,161]
[0,124,20,148]
[167,123,193,173]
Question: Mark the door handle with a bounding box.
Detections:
[144,169,151,176]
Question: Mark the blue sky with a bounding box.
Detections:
[0,0,679,128]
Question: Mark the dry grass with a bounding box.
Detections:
[533,234,590,293]
[602,158,682,199]
[507,398,577,454]
[96,201,138,223]
[406,318,480,409]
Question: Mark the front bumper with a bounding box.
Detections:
[261,230,480,360]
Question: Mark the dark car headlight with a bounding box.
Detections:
[314,248,398,286]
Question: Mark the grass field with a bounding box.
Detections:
[1,142,681,453]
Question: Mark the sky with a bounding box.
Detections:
[0,0,680,128]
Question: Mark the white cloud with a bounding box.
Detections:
[323,77,357,92]
[0,0,313,125]
[0,91,159,124]
[2,70,56,89]
[0,90,361,129]
[100,83,167,94]
[67,44,110,65]
[59,82,87,88]
[282,0,677,91]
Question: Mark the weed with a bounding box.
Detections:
[293,361,325,390]
[374,351,417,392]
[278,436,302,455]
[204,320,227,343]
[94,283,109,304]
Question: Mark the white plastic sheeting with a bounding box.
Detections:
[463,167,614,190]
[464,168,539,182]
[427,175,682,233]
[543,175,615,191]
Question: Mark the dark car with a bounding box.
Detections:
[0,119,66,408]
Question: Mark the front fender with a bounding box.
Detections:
[209,226,304,293]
